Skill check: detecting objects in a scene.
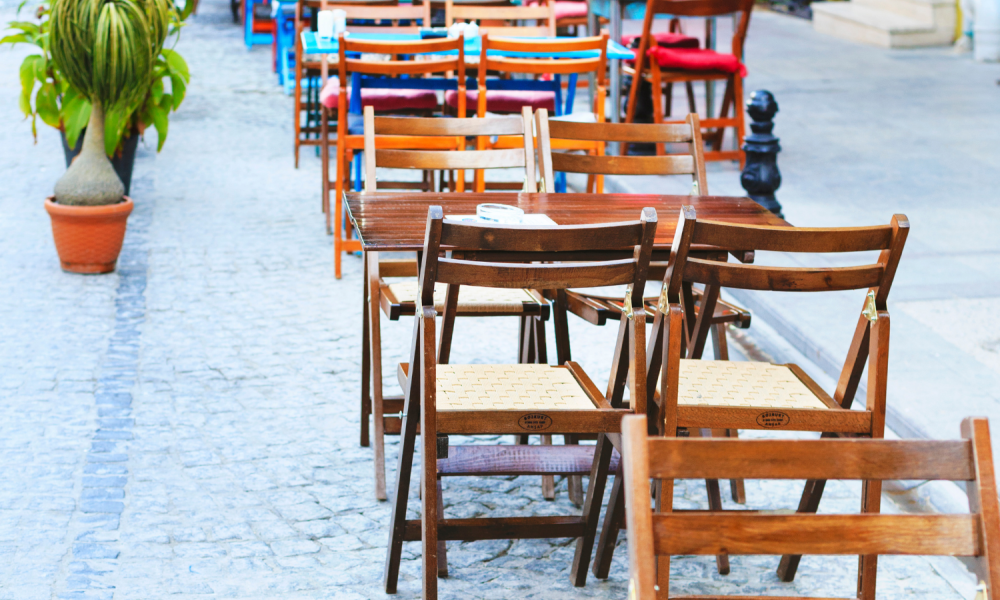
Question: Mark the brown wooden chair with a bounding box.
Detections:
[325,34,463,278]
[359,106,554,501]
[294,0,420,168]
[534,110,752,507]
[384,205,658,599]
[621,414,1000,600]
[593,207,911,581]
[625,0,754,165]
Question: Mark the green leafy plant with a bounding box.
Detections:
[1,0,191,158]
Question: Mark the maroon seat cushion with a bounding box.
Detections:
[622,32,700,49]
[646,47,747,76]
[527,0,587,20]
[553,1,588,20]
[319,78,439,111]
[445,89,556,113]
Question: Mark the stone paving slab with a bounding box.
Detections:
[0,0,984,598]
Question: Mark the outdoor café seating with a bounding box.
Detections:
[16,0,996,596]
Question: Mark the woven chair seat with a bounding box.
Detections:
[436,364,597,411]
[658,360,830,410]
[387,281,543,314]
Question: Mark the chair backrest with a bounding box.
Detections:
[477,33,608,117]
[643,0,753,56]
[336,34,465,116]
[363,105,537,193]
[418,205,658,298]
[327,1,431,34]
[621,414,1000,600]
[445,0,556,37]
[535,110,707,194]
[661,209,908,301]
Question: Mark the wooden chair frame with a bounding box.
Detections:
[360,106,548,501]
[384,206,658,599]
[594,208,911,581]
[324,34,464,278]
[621,414,1000,600]
[295,1,421,168]
[625,0,754,164]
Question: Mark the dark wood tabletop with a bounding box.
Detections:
[345,192,788,252]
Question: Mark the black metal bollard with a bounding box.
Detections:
[740,90,783,217]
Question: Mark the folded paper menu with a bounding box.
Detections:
[447,214,558,225]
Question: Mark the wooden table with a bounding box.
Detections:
[346,192,787,252]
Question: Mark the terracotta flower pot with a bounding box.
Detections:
[44,196,134,274]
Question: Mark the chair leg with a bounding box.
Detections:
[776,477,828,581]
[651,75,665,157]
[733,73,747,168]
[541,435,555,500]
[566,434,584,507]
[710,323,746,504]
[570,433,616,587]
[437,478,449,578]
[369,257,387,500]
[857,479,881,600]
[685,81,697,114]
[383,364,422,594]
[592,462,626,579]
[691,427,730,574]
[361,254,371,449]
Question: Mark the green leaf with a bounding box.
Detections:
[18,56,38,117]
[149,102,168,151]
[36,81,60,127]
[0,33,31,45]
[168,73,186,109]
[62,92,92,148]
[104,106,128,157]
[161,48,189,81]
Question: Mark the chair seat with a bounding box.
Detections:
[319,78,440,111]
[386,281,544,315]
[436,364,598,411]
[445,89,556,114]
[646,47,747,76]
[622,32,700,49]
[660,360,830,410]
[553,0,588,20]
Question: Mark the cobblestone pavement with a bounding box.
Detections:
[0,0,982,598]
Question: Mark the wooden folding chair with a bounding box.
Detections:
[325,33,461,279]
[535,111,752,508]
[294,0,413,168]
[384,205,658,599]
[593,207,911,580]
[621,414,1000,600]
[360,106,554,501]
[625,0,754,165]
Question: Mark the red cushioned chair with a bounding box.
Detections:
[625,0,753,165]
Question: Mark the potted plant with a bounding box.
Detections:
[3,1,191,196]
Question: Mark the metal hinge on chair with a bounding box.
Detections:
[657,286,669,315]
[691,180,700,195]
[974,581,988,600]
[538,177,546,193]
[861,290,878,323]
[622,288,634,320]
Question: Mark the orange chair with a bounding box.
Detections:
[324,35,466,278]
[625,0,754,165]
